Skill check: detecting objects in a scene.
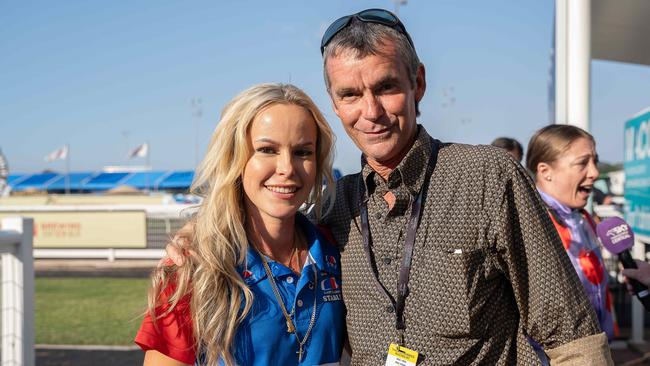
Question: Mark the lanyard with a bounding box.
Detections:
[358,141,438,342]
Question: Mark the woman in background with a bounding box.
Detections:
[135,83,344,366]
[527,124,614,341]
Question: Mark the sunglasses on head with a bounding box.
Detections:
[320,8,415,55]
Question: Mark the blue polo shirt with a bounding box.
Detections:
[214,214,344,366]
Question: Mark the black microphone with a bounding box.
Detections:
[596,217,650,311]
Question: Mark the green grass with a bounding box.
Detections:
[36,277,149,345]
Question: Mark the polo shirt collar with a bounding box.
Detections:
[361,125,434,198]
[298,214,341,276]
[239,214,340,285]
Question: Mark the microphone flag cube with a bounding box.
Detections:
[596,217,635,255]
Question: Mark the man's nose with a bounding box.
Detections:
[362,94,384,121]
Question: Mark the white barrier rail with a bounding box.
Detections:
[0,217,34,366]
[34,248,164,261]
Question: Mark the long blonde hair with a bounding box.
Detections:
[147,83,335,366]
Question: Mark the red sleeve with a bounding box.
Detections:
[134,281,196,365]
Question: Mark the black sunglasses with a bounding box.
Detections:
[320,8,415,55]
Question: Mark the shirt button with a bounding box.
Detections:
[308,283,314,290]
[374,212,383,220]
[286,276,294,284]
[382,257,392,265]
[386,305,394,313]
[297,299,304,307]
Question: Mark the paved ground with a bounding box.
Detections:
[610,341,650,365]
[33,346,650,366]
[35,259,650,365]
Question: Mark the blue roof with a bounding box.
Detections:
[120,172,167,189]
[7,174,25,184]
[12,173,60,191]
[81,173,130,191]
[47,172,95,191]
[156,171,194,189]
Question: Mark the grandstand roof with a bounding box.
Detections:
[7,170,195,192]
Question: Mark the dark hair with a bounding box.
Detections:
[322,18,422,116]
[491,137,523,160]
[526,125,595,174]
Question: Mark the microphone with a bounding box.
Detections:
[596,217,650,311]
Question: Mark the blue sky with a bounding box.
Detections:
[2,1,649,175]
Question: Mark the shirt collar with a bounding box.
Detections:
[361,125,434,198]
[298,214,340,276]
[238,213,340,286]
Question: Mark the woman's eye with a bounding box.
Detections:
[257,147,275,154]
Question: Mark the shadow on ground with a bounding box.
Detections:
[37,348,144,366]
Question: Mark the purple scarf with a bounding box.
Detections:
[538,188,614,341]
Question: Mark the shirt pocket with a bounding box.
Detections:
[419,247,490,339]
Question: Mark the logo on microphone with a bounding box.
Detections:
[606,224,632,245]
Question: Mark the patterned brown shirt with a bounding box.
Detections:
[321,126,610,365]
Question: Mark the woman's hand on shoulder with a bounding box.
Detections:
[161,221,195,267]
[144,350,192,366]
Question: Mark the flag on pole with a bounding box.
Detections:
[44,145,68,162]
[128,143,149,159]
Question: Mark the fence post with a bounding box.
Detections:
[1,217,35,366]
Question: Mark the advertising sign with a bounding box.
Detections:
[0,210,147,248]
[624,107,650,240]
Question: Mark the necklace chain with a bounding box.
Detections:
[256,234,318,362]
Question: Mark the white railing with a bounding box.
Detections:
[34,248,164,261]
[0,218,34,366]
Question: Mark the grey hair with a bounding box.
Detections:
[322,18,422,115]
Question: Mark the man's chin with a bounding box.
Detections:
[359,141,396,159]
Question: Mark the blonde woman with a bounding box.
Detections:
[135,83,344,366]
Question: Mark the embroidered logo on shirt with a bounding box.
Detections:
[320,276,342,302]
[242,270,256,284]
[325,255,337,268]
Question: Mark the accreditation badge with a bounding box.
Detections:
[385,343,418,366]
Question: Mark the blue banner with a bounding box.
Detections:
[624,107,650,238]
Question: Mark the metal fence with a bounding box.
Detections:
[146,217,189,249]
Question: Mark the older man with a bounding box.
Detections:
[168,8,612,365]
[317,8,611,365]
